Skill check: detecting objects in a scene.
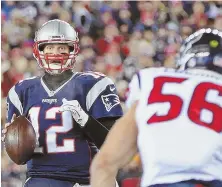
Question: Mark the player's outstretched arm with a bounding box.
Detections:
[90,103,138,187]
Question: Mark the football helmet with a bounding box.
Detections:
[33,19,80,75]
[177,28,222,74]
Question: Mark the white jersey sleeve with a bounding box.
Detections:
[125,73,141,109]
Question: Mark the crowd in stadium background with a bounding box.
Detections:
[1,1,222,187]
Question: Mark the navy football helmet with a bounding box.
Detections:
[177,28,222,74]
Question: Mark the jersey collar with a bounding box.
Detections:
[40,72,77,97]
[186,69,222,80]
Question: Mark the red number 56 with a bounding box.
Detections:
[147,76,222,133]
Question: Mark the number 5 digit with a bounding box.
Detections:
[147,76,187,124]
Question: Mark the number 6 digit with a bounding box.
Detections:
[188,82,222,132]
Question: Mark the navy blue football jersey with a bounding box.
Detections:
[6,71,123,183]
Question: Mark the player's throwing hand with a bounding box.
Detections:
[59,98,89,128]
[2,114,16,142]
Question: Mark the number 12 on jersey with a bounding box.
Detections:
[147,76,222,133]
[28,107,75,154]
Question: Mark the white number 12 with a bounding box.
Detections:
[28,107,75,153]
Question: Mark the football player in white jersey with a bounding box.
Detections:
[90,28,222,187]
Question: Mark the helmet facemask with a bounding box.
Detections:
[33,40,79,75]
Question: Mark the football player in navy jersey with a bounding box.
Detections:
[2,19,122,187]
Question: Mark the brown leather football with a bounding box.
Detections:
[5,116,36,165]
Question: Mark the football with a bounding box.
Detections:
[4,116,36,165]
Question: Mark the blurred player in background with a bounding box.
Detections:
[2,19,122,187]
[90,28,222,187]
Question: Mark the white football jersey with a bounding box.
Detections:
[126,68,222,187]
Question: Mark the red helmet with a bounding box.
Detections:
[33,19,80,74]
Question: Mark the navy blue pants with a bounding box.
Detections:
[23,177,90,187]
[149,180,222,187]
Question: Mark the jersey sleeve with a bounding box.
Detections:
[6,84,23,123]
[86,76,123,119]
[125,72,141,109]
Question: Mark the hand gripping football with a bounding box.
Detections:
[4,116,36,165]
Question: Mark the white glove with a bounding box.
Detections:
[59,98,89,127]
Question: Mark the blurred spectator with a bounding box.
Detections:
[80,34,96,71]
[117,6,133,37]
[72,2,93,33]
[99,4,115,26]
[1,1,16,20]
[93,56,107,75]
[59,9,72,23]
[96,24,124,55]
[1,48,28,97]
[139,1,156,27]
[190,2,208,28]
[214,15,222,30]
[143,28,154,42]
[22,40,34,59]
[137,40,155,69]
[207,1,222,19]
[2,8,31,48]
[170,1,188,23]
[48,1,62,16]
[180,24,193,40]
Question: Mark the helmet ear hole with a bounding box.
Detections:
[69,46,74,52]
[39,44,46,51]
